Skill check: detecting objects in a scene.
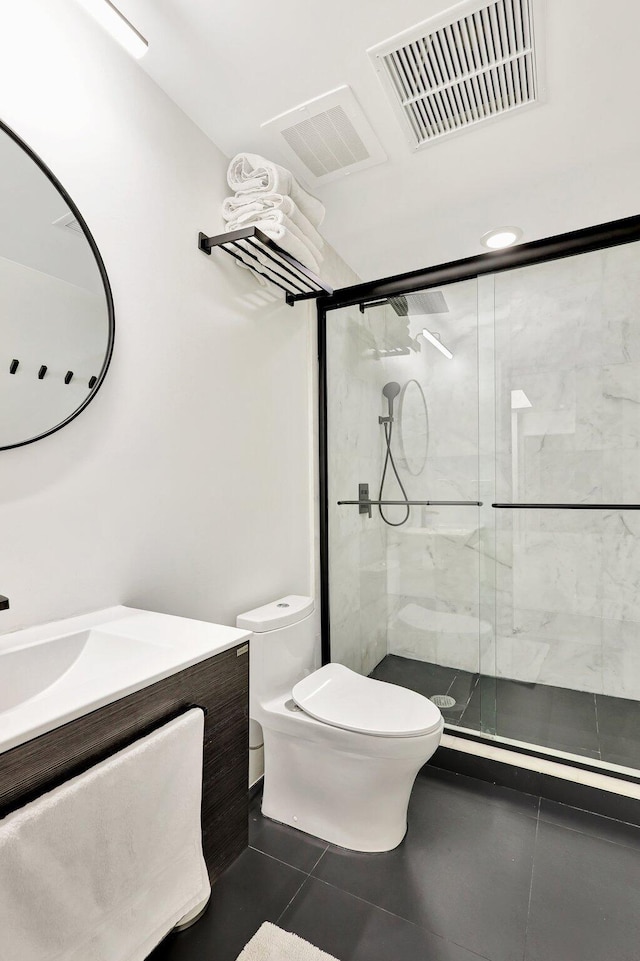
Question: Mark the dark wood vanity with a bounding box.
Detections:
[0,643,249,885]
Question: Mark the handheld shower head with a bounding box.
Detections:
[381,381,401,423]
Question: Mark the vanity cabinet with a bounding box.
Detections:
[0,643,249,885]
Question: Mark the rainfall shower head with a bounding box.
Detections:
[407,290,450,314]
[380,381,401,423]
[388,290,449,317]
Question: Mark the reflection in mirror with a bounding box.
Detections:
[0,122,113,450]
[398,378,429,476]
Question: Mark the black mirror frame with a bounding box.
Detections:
[0,118,115,452]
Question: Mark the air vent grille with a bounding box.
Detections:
[281,106,370,177]
[369,0,543,148]
[261,85,387,185]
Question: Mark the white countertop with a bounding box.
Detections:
[0,606,251,755]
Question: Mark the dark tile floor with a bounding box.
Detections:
[370,654,640,769]
[149,767,640,961]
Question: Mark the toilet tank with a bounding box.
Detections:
[236,595,317,704]
[236,595,317,787]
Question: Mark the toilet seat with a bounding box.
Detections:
[292,663,442,738]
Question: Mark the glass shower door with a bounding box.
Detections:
[325,277,494,730]
[491,240,640,770]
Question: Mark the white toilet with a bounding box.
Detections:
[237,595,443,853]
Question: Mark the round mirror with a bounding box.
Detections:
[398,379,429,476]
[0,121,114,450]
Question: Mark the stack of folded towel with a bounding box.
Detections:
[223,153,325,283]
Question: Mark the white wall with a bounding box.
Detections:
[0,0,357,635]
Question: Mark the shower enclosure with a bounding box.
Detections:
[320,217,640,776]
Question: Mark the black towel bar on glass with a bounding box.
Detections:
[338,500,483,507]
[492,503,640,510]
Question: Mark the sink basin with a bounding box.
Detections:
[0,606,251,754]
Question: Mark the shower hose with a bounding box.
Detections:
[378,419,410,527]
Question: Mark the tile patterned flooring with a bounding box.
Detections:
[149,767,640,961]
[370,654,640,769]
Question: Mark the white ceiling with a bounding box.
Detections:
[119,0,640,283]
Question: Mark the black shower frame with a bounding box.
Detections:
[317,213,640,787]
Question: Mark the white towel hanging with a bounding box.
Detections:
[0,708,210,961]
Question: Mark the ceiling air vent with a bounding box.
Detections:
[261,85,387,185]
[368,0,545,149]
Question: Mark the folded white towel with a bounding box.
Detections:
[222,193,325,253]
[225,212,324,267]
[227,153,325,228]
[0,709,210,961]
[227,220,322,275]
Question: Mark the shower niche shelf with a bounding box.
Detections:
[198,225,333,305]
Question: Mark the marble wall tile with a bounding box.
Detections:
[360,595,388,675]
[602,242,640,365]
[327,242,640,707]
[601,511,640,624]
[509,608,603,646]
[602,448,640,503]
[602,618,640,700]
[327,304,390,674]
[601,362,640,450]
[386,522,480,619]
[496,633,603,694]
[386,629,439,665]
[419,455,480,501]
[330,608,363,675]
[508,530,603,618]
[387,595,482,672]
[488,241,640,701]
[520,444,604,504]
[495,248,604,300]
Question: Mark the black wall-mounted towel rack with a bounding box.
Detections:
[198,225,333,306]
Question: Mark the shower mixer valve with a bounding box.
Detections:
[359,483,372,517]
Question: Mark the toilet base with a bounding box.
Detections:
[261,721,443,852]
[261,805,408,852]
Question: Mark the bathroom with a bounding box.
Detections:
[1,1,640,960]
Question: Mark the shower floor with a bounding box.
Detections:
[370,654,640,771]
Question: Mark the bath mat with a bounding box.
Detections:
[236,922,340,961]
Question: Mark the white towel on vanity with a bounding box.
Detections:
[0,708,210,961]
[227,152,325,227]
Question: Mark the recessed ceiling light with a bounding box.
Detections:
[76,0,149,59]
[480,227,523,250]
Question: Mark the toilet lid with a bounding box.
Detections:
[292,663,442,737]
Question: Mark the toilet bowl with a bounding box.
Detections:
[237,595,443,852]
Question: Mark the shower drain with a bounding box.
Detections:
[430,694,456,709]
